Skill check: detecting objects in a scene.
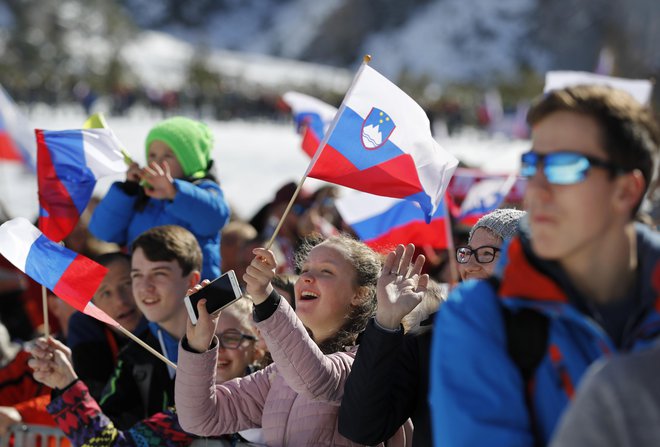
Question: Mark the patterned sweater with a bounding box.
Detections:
[47,380,193,447]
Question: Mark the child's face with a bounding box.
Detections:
[294,243,361,343]
[147,140,184,178]
[130,247,193,328]
[214,312,260,383]
[93,259,143,332]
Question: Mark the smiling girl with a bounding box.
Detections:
[176,235,416,446]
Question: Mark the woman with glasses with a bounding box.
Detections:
[28,299,267,447]
[456,209,526,281]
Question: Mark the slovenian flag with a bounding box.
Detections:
[336,191,449,252]
[282,91,337,158]
[0,84,35,168]
[0,217,119,327]
[37,128,127,242]
[306,64,458,222]
[458,174,517,226]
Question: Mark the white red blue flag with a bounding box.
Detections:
[0,217,119,327]
[458,175,517,225]
[306,64,458,222]
[282,92,337,158]
[0,85,35,169]
[336,191,449,252]
[36,128,127,242]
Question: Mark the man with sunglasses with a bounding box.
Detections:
[429,84,660,446]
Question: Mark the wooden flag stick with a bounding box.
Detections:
[266,55,373,250]
[115,325,177,370]
[41,285,49,338]
[442,199,460,288]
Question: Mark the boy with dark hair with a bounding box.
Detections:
[429,85,660,446]
[99,225,201,429]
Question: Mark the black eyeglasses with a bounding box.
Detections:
[217,329,257,350]
[456,246,501,264]
[520,151,622,185]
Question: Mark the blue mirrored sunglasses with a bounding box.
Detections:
[520,151,620,185]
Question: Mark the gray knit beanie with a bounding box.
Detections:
[469,208,527,243]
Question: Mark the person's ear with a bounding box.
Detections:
[187,270,202,289]
[351,286,370,306]
[613,169,645,216]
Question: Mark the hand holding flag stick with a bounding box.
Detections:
[0,218,177,370]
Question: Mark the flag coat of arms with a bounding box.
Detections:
[307,65,458,222]
[36,128,127,242]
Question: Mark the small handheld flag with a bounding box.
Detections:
[336,191,449,252]
[37,128,127,242]
[282,92,337,158]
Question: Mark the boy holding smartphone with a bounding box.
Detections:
[99,225,201,429]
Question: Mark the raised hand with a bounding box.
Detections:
[28,337,77,390]
[243,248,276,305]
[126,161,142,183]
[141,161,177,200]
[185,280,219,353]
[376,244,428,330]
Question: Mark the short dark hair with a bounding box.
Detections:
[527,85,660,214]
[93,252,130,268]
[131,225,202,276]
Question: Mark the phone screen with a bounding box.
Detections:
[184,270,242,325]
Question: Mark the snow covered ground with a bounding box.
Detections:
[0,106,529,222]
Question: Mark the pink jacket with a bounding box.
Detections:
[176,297,412,446]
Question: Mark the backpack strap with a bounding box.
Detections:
[488,277,550,447]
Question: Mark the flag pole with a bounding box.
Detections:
[442,197,460,288]
[116,324,177,370]
[265,55,373,250]
[41,286,49,338]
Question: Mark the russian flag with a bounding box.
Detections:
[0,85,35,168]
[458,175,517,226]
[0,217,119,327]
[37,128,127,242]
[336,191,449,252]
[306,64,458,222]
[282,92,337,158]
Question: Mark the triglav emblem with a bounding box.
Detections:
[361,108,395,150]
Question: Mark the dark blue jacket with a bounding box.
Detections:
[429,224,660,446]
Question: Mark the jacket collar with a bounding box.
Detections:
[497,237,569,304]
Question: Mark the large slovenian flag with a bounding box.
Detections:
[282,92,337,158]
[336,191,449,252]
[306,64,458,222]
[0,85,35,168]
[37,128,127,242]
[0,217,120,327]
[458,175,517,226]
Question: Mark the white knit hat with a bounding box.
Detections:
[469,208,526,242]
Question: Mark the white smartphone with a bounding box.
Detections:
[184,270,242,325]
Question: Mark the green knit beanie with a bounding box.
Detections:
[145,116,214,179]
